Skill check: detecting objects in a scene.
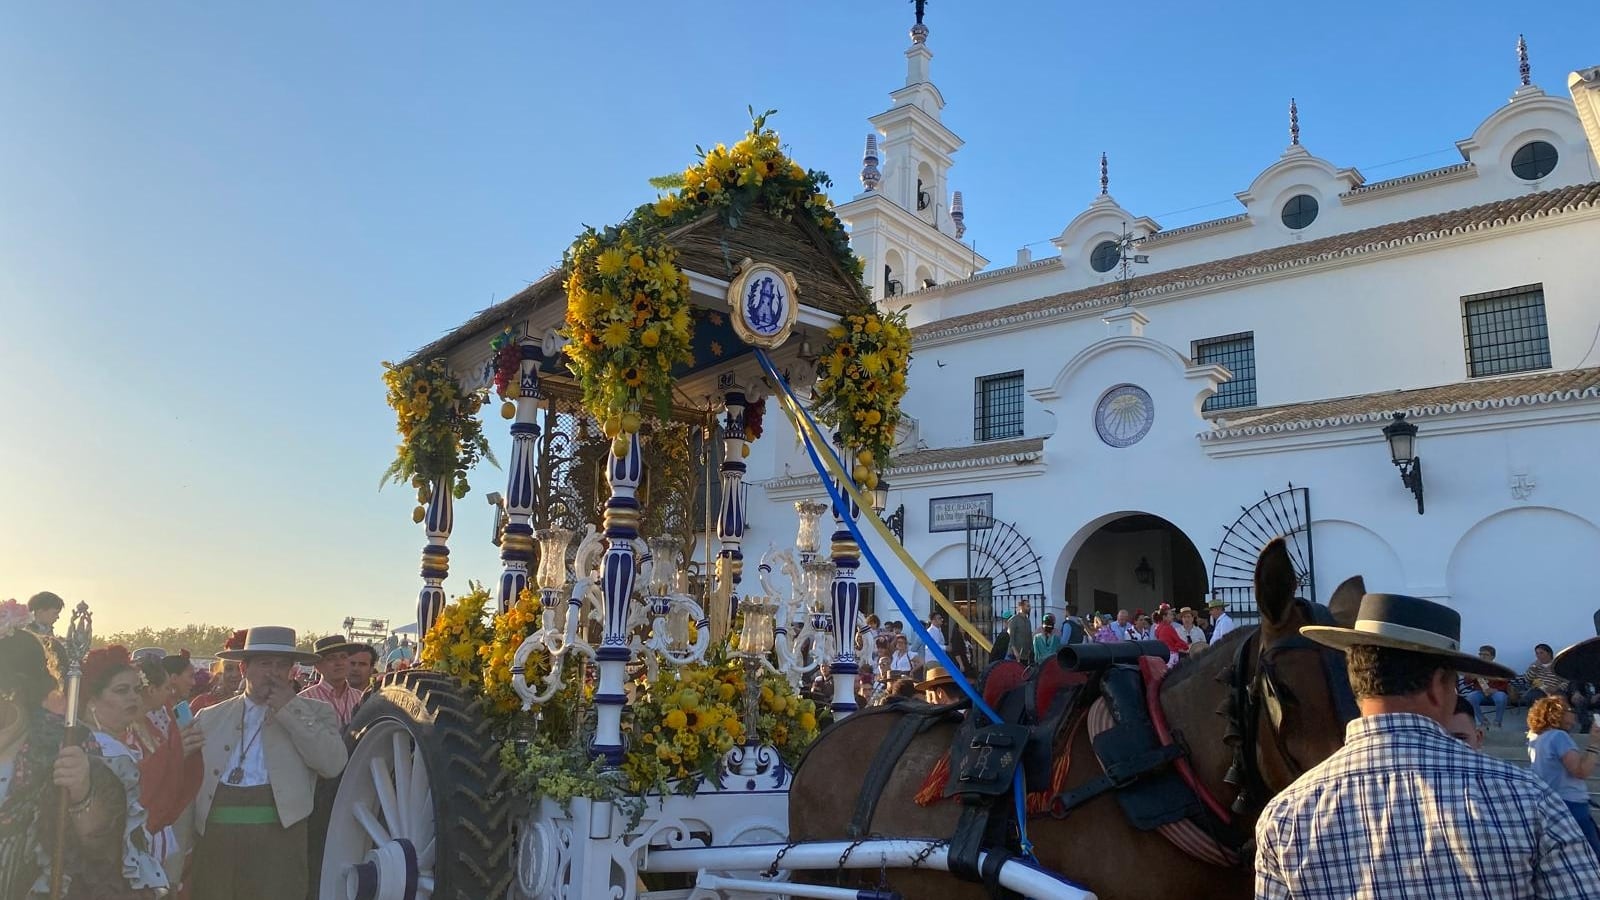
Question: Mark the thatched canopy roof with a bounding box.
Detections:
[404,207,866,367]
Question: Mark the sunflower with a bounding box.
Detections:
[622,366,643,387]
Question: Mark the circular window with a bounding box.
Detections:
[1511,140,1558,181]
[1280,194,1319,230]
[1090,240,1121,273]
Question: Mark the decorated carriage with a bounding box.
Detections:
[324,111,1359,900]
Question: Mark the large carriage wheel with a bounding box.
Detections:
[319,670,513,900]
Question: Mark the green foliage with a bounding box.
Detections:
[94,624,325,656]
[500,737,647,829]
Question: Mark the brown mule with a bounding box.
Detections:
[788,538,1363,900]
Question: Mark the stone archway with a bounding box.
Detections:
[1060,512,1209,618]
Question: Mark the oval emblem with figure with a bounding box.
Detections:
[728,259,799,348]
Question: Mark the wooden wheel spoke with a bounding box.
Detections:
[353,799,390,848]
[370,757,403,838]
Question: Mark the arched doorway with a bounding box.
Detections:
[1062,513,1208,618]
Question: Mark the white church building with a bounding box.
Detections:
[739,24,1600,671]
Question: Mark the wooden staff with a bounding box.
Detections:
[49,601,93,900]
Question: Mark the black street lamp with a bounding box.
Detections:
[1382,412,1424,515]
[871,480,905,543]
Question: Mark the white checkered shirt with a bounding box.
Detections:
[1255,713,1600,899]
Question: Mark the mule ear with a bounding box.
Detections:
[1328,576,1365,628]
[1255,537,1298,628]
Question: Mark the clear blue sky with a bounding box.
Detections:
[1,2,1591,636]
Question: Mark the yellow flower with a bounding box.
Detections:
[799,711,817,731]
[628,254,646,272]
[663,709,687,730]
[601,321,632,349]
[641,327,660,348]
[596,248,626,277]
[622,366,643,387]
[653,194,681,218]
[704,176,723,195]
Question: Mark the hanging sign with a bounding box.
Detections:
[929,494,993,533]
[728,259,800,349]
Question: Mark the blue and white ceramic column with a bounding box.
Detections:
[497,338,543,614]
[416,478,454,654]
[828,434,862,718]
[717,385,750,628]
[592,430,642,766]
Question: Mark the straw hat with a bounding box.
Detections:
[917,664,957,692]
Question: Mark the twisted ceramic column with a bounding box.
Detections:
[592,431,641,766]
[416,477,453,654]
[497,338,543,614]
[828,436,862,718]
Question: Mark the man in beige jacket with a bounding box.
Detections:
[190,626,348,899]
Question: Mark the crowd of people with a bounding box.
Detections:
[0,590,393,900]
[805,596,1243,709]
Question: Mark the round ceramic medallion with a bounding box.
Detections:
[1094,384,1154,448]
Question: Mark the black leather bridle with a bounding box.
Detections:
[1223,600,1359,816]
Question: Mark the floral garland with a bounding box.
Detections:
[381,359,494,520]
[558,110,869,453]
[561,228,695,453]
[621,664,747,795]
[478,586,542,718]
[646,109,865,285]
[418,585,492,690]
[811,303,913,485]
[618,660,820,796]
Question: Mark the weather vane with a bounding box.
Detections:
[912,0,928,25]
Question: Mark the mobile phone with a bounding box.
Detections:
[175,700,194,728]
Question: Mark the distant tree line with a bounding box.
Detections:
[93,623,324,656]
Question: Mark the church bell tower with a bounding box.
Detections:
[835,2,988,304]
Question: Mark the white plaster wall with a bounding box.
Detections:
[747,339,1600,675]
[887,91,1596,323]
[903,212,1600,451]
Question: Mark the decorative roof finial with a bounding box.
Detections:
[910,0,929,43]
[860,134,881,192]
[950,190,966,239]
[1290,97,1300,146]
[1518,34,1531,87]
[1099,152,1109,196]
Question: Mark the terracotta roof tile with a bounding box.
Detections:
[915,181,1600,341]
[1202,367,1600,440]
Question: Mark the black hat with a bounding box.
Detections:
[1300,593,1514,679]
[312,634,365,657]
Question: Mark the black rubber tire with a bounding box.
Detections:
[325,669,514,900]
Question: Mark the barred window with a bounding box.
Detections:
[974,371,1024,442]
[1463,285,1550,378]
[1193,332,1256,411]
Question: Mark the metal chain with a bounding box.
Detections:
[837,837,868,870]
[762,841,799,879]
[910,839,948,870]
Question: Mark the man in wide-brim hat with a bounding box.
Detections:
[916,664,960,705]
[190,627,348,900]
[300,633,365,727]
[1254,594,1600,897]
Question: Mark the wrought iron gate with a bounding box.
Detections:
[1209,485,1313,626]
[964,514,1046,643]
